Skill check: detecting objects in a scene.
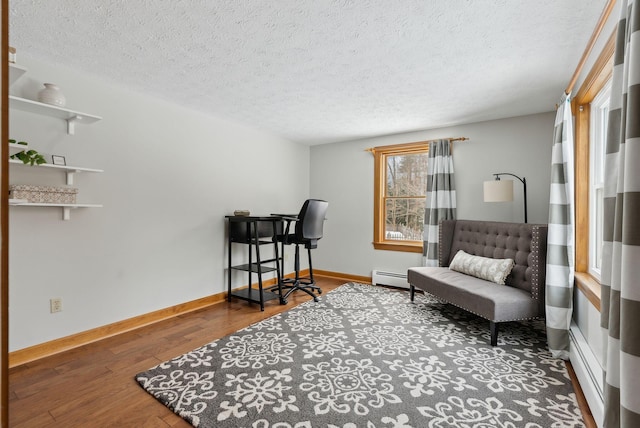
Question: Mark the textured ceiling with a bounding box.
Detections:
[9,0,605,145]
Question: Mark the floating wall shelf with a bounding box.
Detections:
[8,62,104,221]
[8,200,103,221]
[9,63,27,86]
[9,159,104,185]
[9,143,27,156]
[9,95,102,135]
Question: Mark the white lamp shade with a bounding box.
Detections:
[483,180,514,202]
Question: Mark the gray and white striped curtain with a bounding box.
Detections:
[545,93,575,360]
[601,2,640,426]
[423,139,456,267]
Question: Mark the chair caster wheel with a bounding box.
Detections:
[318,289,322,294]
[313,297,319,302]
[280,299,288,305]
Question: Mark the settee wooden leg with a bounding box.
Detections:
[410,285,415,301]
[490,322,498,346]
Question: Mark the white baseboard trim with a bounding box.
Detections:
[569,322,604,427]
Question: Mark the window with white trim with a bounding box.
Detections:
[588,79,611,280]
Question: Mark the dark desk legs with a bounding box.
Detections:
[227,218,284,311]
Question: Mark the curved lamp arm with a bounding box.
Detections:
[492,173,527,223]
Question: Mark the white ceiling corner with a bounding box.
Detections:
[9,0,606,145]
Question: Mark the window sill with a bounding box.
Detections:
[574,272,601,311]
[373,241,423,253]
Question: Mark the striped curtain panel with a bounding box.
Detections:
[545,94,575,360]
[422,139,456,267]
[601,2,640,426]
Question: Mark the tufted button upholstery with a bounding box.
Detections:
[444,222,540,293]
[411,219,548,345]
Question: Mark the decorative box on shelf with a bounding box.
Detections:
[9,185,78,204]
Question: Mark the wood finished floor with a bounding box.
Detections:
[9,277,346,427]
[9,276,595,427]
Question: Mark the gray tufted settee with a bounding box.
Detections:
[408,219,548,346]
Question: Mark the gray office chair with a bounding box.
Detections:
[275,199,328,303]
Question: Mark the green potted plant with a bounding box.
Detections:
[9,139,46,166]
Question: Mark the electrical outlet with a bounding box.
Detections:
[50,298,62,313]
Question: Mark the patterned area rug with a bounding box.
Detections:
[136,283,585,427]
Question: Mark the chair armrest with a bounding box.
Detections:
[270,214,298,237]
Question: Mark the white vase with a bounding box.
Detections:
[37,83,66,107]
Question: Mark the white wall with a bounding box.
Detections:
[309,112,555,277]
[9,57,309,352]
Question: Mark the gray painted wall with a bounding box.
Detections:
[309,112,555,277]
[9,57,310,351]
[7,57,562,356]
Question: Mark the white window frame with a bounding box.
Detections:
[588,79,611,280]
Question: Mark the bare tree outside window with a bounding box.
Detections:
[385,153,428,241]
[371,141,429,253]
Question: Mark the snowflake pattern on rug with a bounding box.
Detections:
[136,282,586,427]
[219,332,296,369]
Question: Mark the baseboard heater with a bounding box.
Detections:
[372,269,409,289]
[569,322,604,427]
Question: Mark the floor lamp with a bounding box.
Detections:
[483,173,528,223]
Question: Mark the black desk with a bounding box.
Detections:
[225,215,284,311]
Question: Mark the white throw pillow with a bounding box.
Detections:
[449,250,515,285]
